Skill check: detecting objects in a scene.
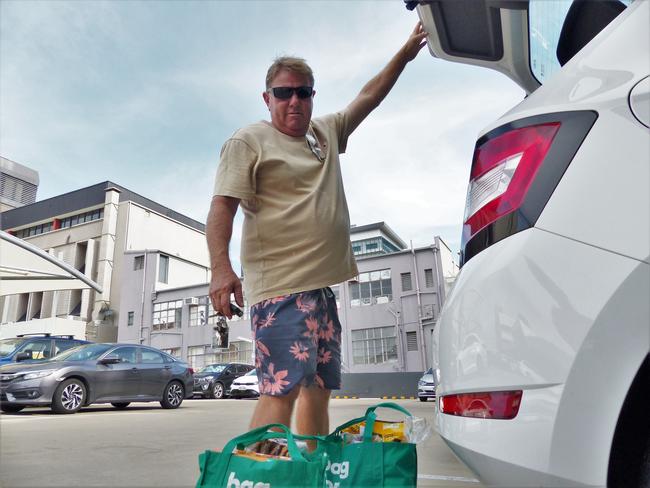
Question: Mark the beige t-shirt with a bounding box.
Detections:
[213,111,358,306]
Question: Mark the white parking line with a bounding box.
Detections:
[418,474,480,483]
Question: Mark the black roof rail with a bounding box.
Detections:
[15,333,52,338]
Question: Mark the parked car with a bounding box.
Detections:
[228,368,260,399]
[0,343,194,414]
[410,0,649,486]
[0,333,89,365]
[417,368,436,402]
[193,362,253,399]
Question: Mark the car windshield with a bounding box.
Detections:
[50,343,114,362]
[425,368,433,375]
[245,369,256,376]
[0,338,24,357]
[198,364,226,374]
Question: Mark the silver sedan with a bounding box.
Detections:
[0,343,194,414]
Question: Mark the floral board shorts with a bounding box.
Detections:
[250,287,342,396]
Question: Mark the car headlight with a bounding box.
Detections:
[418,380,425,386]
[23,370,54,380]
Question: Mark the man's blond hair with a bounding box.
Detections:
[265,56,314,89]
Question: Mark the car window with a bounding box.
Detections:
[141,349,165,364]
[112,347,138,364]
[54,339,81,355]
[0,338,24,357]
[199,364,225,374]
[245,368,256,376]
[19,340,52,360]
[54,343,113,361]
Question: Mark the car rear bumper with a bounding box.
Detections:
[436,228,648,486]
[417,384,436,398]
[228,386,259,398]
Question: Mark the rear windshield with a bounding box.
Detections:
[529,0,630,84]
[198,364,226,374]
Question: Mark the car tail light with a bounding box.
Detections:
[440,390,523,419]
[464,123,561,240]
[460,111,597,265]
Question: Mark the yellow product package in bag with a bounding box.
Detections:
[340,419,407,443]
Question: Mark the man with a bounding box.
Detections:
[207,23,428,437]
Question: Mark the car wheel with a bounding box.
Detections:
[419,397,427,402]
[0,404,25,413]
[211,382,225,399]
[52,378,86,414]
[111,402,130,409]
[160,381,184,409]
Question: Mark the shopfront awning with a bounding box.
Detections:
[0,230,103,296]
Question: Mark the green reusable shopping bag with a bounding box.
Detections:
[320,402,417,488]
[196,423,327,488]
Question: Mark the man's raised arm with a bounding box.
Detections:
[206,195,243,319]
[346,22,428,133]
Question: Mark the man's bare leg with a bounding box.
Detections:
[296,386,331,450]
[249,385,301,430]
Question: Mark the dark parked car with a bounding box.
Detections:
[0,343,193,414]
[193,362,253,399]
[0,333,89,365]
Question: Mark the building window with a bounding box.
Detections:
[425,269,434,288]
[348,269,392,306]
[189,305,207,326]
[406,331,418,351]
[352,244,362,254]
[212,340,254,365]
[152,300,182,330]
[58,208,103,230]
[161,347,181,358]
[188,345,207,369]
[352,326,398,365]
[14,222,53,239]
[205,295,249,321]
[127,311,134,326]
[401,272,412,292]
[158,255,169,283]
[133,255,144,270]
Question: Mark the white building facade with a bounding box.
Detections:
[0,182,209,341]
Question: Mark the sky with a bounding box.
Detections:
[0,0,524,266]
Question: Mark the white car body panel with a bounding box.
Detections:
[437,228,649,485]
[417,5,540,94]
[430,0,650,486]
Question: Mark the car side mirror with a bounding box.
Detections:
[99,354,121,365]
[15,352,31,362]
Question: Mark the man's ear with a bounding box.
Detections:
[262,91,270,109]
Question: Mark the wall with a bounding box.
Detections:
[111,201,209,330]
[0,317,86,339]
[336,372,423,398]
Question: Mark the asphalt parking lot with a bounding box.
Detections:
[0,398,481,487]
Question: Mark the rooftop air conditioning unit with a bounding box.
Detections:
[184,297,199,305]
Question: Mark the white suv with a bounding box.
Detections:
[410,0,649,486]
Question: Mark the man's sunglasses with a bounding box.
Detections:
[269,86,314,100]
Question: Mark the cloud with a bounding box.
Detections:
[0,0,525,263]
